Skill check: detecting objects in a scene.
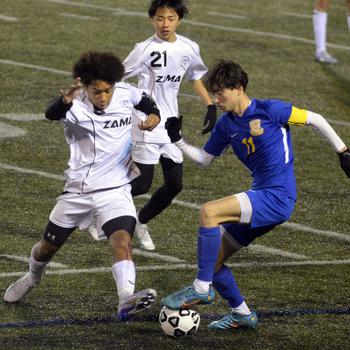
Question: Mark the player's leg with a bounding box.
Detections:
[130,142,161,250]
[162,194,241,309]
[97,187,156,320]
[4,221,75,303]
[138,156,183,223]
[208,230,259,330]
[313,0,337,63]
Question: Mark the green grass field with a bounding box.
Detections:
[0,0,350,349]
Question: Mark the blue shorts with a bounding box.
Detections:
[222,188,296,247]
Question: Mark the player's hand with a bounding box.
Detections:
[201,104,217,134]
[165,116,183,143]
[339,148,350,178]
[139,113,160,131]
[60,77,82,104]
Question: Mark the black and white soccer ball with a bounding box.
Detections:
[159,307,200,337]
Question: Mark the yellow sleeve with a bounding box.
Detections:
[288,107,308,126]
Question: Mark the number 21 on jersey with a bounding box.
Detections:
[151,51,167,67]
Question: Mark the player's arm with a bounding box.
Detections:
[134,92,161,131]
[191,79,217,135]
[165,116,215,167]
[45,78,82,120]
[288,107,350,177]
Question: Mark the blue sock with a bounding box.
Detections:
[213,264,244,308]
[196,227,221,282]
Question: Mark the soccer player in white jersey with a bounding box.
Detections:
[3,51,161,321]
[163,60,350,330]
[121,0,216,251]
[313,0,350,64]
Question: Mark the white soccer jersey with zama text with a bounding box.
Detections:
[123,34,208,143]
[62,82,142,193]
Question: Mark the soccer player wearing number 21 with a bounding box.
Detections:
[163,60,350,330]
[121,0,216,251]
[3,52,160,321]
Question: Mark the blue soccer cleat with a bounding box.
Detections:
[117,288,157,321]
[208,311,258,330]
[162,285,215,310]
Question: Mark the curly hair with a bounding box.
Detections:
[73,51,124,86]
[148,0,188,19]
[205,60,249,93]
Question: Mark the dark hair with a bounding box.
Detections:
[205,60,249,93]
[148,0,188,19]
[73,51,124,86]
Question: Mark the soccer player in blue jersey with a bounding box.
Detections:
[162,60,350,330]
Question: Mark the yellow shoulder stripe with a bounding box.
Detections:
[288,107,307,126]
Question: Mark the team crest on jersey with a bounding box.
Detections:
[249,119,264,136]
[179,56,190,71]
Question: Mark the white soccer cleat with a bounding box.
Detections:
[134,222,155,251]
[4,272,39,303]
[117,288,157,321]
[315,51,338,64]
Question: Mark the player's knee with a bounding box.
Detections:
[131,178,152,196]
[34,240,59,260]
[168,181,182,197]
[109,230,132,258]
[199,202,216,226]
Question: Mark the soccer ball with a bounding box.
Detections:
[159,307,200,337]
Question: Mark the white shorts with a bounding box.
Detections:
[132,141,183,164]
[49,185,136,240]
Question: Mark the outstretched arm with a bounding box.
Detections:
[165,116,215,167]
[288,107,350,177]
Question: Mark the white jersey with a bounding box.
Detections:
[123,33,208,143]
[62,82,142,193]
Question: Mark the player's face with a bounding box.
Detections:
[84,80,114,111]
[151,7,181,42]
[214,88,243,113]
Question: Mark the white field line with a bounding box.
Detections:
[248,244,309,260]
[0,14,18,22]
[0,114,44,121]
[1,162,350,243]
[0,254,68,269]
[60,12,98,20]
[0,123,26,138]
[282,222,350,243]
[131,248,185,263]
[1,259,350,278]
[0,59,70,76]
[282,12,312,19]
[46,0,350,52]
[207,11,247,20]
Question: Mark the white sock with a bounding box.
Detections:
[193,278,210,294]
[347,15,350,31]
[112,260,136,304]
[313,10,327,54]
[29,247,49,284]
[231,301,251,316]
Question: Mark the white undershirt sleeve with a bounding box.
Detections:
[306,111,347,153]
[175,139,215,167]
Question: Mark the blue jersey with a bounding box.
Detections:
[204,98,296,199]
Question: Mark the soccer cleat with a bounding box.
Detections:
[162,285,215,310]
[134,221,155,251]
[315,51,338,64]
[117,288,157,321]
[208,311,258,330]
[4,272,39,303]
[87,222,104,241]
